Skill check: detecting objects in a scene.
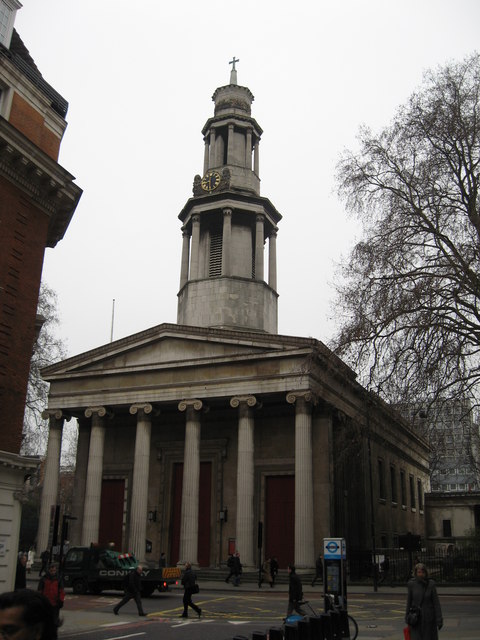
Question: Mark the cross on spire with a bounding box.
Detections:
[229,57,239,85]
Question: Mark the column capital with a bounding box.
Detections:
[192,214,200,223]
[182,227,191,238]
[84,406,113,419]
[256,213,264,223]
[269,227,278,238]
[223,207,233,217]
[178,399,204,412]
[230,395,260,409]
[41,409,71,422]
[286,391,316,405]
[129,403,155,416]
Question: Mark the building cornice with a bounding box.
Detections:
[0,116,82,246]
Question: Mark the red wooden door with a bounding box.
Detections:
[170,462,211,566]
[98,479,125,549]
[265,475,294,569]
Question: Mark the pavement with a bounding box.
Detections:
[26,576,480,639]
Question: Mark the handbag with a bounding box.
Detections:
[192,583,200,594]
[403,626,411,640]
[406,605,421,627]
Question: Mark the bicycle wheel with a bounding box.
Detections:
[347,614,358,640]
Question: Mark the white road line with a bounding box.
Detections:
[103,634,146,640]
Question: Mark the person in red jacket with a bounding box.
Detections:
[38,564,64,623]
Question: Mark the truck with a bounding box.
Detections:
[62,546,181,596]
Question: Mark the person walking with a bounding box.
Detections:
[181,561,201,618]
[270,556,279,586]
[379,555,391,585]
[113,565,146,616]
[260,557,273,588]
[37,563,64,624]
[286,564,306,618]
[39,549,49,577]
[15,554,27,590]
[311,554,323,586]
[232,552,242,586]
[225,553,235,583]
[405,563,443,640]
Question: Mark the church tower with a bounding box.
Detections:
[177,61,282,333]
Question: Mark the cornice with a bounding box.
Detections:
[0,116,82,247]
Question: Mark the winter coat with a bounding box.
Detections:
[261,559,272,582]
[38,572,65,609]
[405,577,443,640]
[288,571,303,602]
[181,567,197,592]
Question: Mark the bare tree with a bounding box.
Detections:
[333,52,480,424]
[22,283,76,465]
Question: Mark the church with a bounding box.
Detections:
[38,63,430,571]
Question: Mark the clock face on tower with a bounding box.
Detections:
[201,170,221,192]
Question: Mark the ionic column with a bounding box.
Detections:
[230,395,258,568]
[189,215,201,280]
[255,214,265,281]
[254,140,260,175]
[129,403,153,562]
[227,124,234,164]
[180,228,190,288]
[246,129,252,169]
[268,229,278,290]
[203,137,209,174]
[81,407,108,546]
[222,208,232,277]
[286,391,315,568]
[178,399,203,565]
[209,129,216,168]
[69,417,90,545]
[37,410,68,553]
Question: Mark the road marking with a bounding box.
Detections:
[102,622,131,628]
[104,634,146,640]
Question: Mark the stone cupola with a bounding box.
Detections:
[177,61,282,333]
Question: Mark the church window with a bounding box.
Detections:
[400,470,406,506]
[409,474,416,509]
[390,465,397,503]
[378,458,386,500]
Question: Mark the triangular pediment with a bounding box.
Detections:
[42,323,319,380]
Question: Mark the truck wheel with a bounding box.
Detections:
[141,584,155,597]
[90,583,103,595]
[72,579,88,595]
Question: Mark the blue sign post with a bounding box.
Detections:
[323,537,347,611]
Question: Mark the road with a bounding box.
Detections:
[58,587,480,640]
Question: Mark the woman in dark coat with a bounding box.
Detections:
[405,563,443,640]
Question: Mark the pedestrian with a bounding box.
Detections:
[113,565,146,617]
[15,554,27,590]
[232,551,242,586]
[0,588,59,640]
[37,564,64,624]
[405,563,443,640]
[311,554,323,586]
[159,552,167,568]
[286,564,306,618]
[379,555,390,585]
[27,547,35,574]
[260,557,273,588]
[225,553,235,583]
[180,561,201,618]
[270,556,279,586]
[39,549,49,577]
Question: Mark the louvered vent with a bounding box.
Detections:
[209,232,222,276]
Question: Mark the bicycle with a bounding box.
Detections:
[323,592,359,640]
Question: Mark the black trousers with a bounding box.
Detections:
[183,589,200,616]
[114,590,145,615]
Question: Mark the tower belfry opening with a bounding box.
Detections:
[177,63,281,333]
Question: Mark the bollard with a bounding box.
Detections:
[308,616,326,640]
[269,628,284,640]
[284,623,298,640]
[297,618,312,640]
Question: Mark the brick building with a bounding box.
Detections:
[0,0,81,589]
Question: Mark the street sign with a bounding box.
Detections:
[323,537,346,560]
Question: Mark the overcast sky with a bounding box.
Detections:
[14,0,480,359]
